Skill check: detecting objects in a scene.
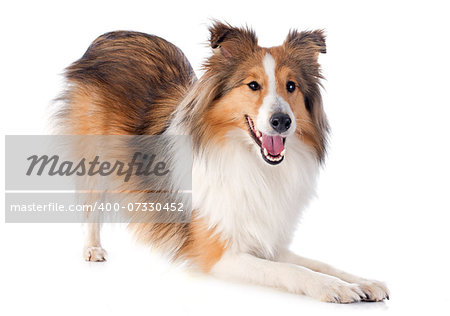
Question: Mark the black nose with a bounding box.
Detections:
[270,113,292,133]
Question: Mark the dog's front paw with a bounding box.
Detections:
[306,275,365,303]
[83,246,107,262]
[357,279,389,301]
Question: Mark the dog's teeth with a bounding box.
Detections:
[281,149,286,156]
[263,148,268,156]
[256,130,261,138]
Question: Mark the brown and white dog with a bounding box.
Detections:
[58,22,389,303]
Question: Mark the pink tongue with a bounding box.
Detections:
[262,134,284,156]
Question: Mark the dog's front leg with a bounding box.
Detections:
[276,249,389,301]
[210,251,366,303]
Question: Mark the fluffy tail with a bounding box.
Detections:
[57,31,196,135]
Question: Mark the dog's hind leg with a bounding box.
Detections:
[83,223,107,262]
[77,175,107,262]
[275,249,389,301]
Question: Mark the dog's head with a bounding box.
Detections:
[192,21,329,165]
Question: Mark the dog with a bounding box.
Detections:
[57,21,389,303]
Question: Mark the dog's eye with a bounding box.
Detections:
[286,81,296,93]
[247,81,260,91]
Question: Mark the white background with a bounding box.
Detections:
[1,1,449,315]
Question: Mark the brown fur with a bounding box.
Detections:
[177,216,227,271]
[59,31,195,136]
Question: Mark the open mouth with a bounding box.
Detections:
[245,115,285,165]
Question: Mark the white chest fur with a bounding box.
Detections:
[192,130,319,259]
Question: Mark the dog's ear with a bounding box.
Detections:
[284,29,326,60]
[209,21,258,59]
[284,30,329,162]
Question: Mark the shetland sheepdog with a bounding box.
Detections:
[57,22,389,303]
